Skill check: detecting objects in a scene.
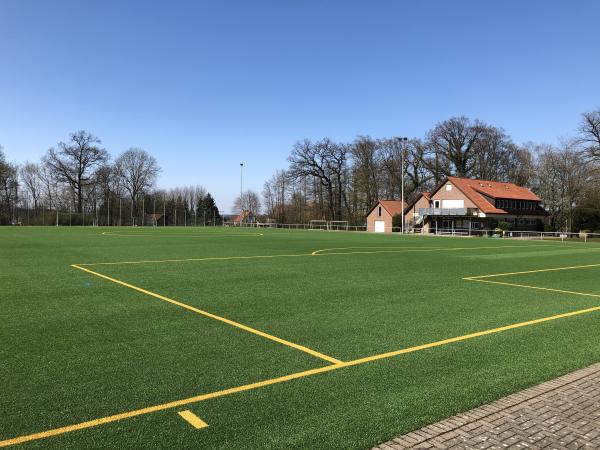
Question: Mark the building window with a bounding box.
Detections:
[434,200,441,208]
[446,184,452,191]
[378,206,382,217]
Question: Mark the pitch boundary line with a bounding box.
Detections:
[76,243,591,267]
[309,244,574,256]
[71,264,343,365]
[464,262,600,299]
[464,262,600,279]
[77,253,310,266]
[3,301,600,448]
[464,279,600,299]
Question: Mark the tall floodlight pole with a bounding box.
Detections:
[240,162,244,225]
[397,137,408,234]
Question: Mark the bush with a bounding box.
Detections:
[496,221,512,232]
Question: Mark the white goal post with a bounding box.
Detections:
[327,221,349,231]
[309,220,328,230]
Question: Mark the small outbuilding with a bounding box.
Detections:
[366,200,407,233]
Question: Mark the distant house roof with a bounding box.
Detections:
[367,200,408,217]
[434,177,544,215]
[233,210,252,223]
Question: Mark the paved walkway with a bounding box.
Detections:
[374,363,600,450]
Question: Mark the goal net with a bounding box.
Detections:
[327,221,349,231]
[309,220,328,230]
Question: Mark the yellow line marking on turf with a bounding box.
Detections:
[310,243,584,256]
[464,262,600,279]
[3,302,600,448]
[77,253,310,266]
[0,364,342,448]
[311,246,447,255]
[71,264,343,365]
[464,262,600,298]
[342,304,600,366]
[464,279,600,299]
[177,410,208,429]
[78,243,590,266]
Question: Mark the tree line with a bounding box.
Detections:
[260,109,600,232]
[0,131,221,226]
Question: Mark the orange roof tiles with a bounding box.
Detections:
[443,177,542,214]
[378,200,408,216]
[367,200,408,217]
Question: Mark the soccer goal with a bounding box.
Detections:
[309,220,328,230]
[327,221,349,231]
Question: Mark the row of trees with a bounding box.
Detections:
[259,109,600,232]
[0,131,221,226]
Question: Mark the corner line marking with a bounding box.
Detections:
[70,264,342,365]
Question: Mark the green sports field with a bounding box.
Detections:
[2,227,600,449]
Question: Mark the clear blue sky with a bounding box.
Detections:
[1,0,598,212]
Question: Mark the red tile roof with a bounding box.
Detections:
[233,210,252,222]
[366,200,408,217]
[441,177,542,214]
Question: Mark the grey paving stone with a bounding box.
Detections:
[372,364,600,450]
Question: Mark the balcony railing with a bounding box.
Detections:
[419,207,469,216]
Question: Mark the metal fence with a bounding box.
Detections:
[223,221,368,232]
[421,227,600,242]
[9,212,600,243]
[6,206,222,227]
[224,222,600,242]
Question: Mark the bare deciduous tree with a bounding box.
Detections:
[20,162,42,210]
[262,170,288,222]
[577,109,600,159]
[426,116,484,178]
[533,145,590,231]
[114,148,160,214]
[0,148,19,224]
[45,131,109,212]
[351,136,381,210]
[234,190,261,216]
[288,138,348,220]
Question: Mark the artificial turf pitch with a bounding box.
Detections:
[1,227,600,449]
